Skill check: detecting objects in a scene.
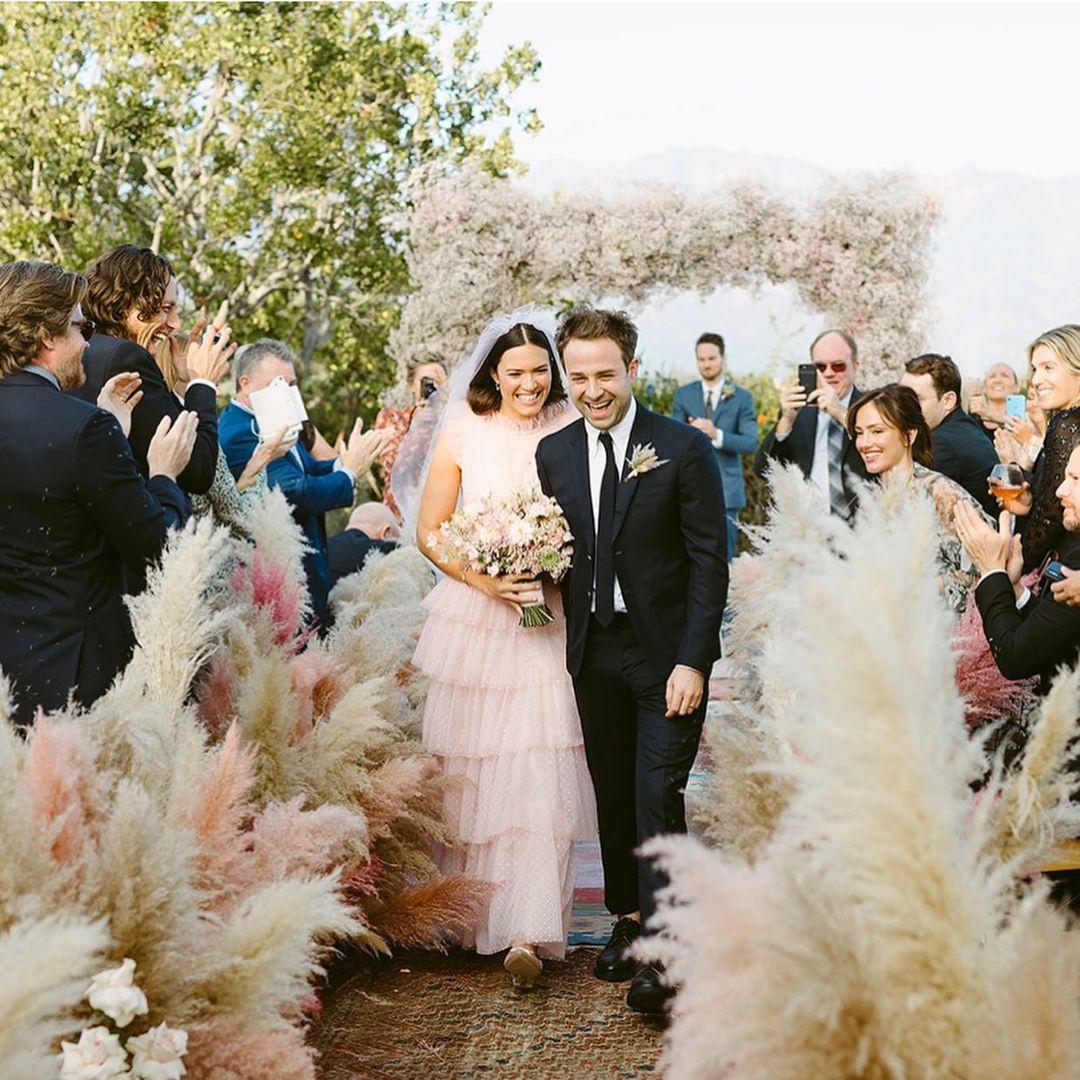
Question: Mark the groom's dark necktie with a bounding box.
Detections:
[594,431,619,626]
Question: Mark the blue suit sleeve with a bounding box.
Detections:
[719,390,759,455]
[219,411,260,481]
[672,388,691,424]
[266,453,354,514]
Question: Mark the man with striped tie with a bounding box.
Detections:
[754,328,869,519]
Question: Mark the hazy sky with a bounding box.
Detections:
[482,1,1080,179]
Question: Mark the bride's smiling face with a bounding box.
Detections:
[494,344,552,420]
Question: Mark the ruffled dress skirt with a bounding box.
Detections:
[415,576,597,959]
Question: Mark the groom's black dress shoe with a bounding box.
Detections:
[593,917,642,981]
[626,963,674,1016]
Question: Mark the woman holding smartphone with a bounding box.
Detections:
[992,325,1080,572]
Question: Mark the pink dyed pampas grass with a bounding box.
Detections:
[182,1016,317,1080]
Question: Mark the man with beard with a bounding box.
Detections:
[0,261,194,725]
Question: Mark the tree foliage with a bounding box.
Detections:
[0,1,540,432]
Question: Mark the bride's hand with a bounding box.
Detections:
[468,571,543,611]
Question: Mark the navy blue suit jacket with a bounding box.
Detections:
[0,368,189,724]
[930,407,999,518]
[536,405,728,681]
[218,401,353,622]
[672,381,758,510]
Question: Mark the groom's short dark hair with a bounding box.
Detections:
[557,307,638,368]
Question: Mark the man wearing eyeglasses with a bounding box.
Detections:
[754,328,868,519]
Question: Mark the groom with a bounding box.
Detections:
[536,307,728,1015]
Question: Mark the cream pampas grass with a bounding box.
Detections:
[122,515,235,713]
[0,913,109,1080]
[987,665,1080,871]
[639,483,1080,1079]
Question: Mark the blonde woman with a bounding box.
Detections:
[156,332,293,534]
[991,325,1080,571]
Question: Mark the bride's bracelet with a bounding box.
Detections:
[460,567,471,588]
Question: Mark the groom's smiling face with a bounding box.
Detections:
[563,336,638,430]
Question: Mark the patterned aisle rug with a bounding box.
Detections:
[312,947,666,1078]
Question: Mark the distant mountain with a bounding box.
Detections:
[521,151,1080,382]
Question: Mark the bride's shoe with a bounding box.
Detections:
[504,945,543,989]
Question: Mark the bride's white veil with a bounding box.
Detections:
[389,305,567,541]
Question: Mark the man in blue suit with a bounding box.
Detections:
[672,333,759,560]
[218,339,388,626]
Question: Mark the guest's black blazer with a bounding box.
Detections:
[931,407,999,518]
[754,391,869,512]
[73,333,219,495]
[536,405,728,682]
[0,369,190,725]
[975,536,1080,694]
[328,530,398,586]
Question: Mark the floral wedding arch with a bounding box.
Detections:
[390,163,940,387]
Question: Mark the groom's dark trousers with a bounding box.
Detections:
[537,404,728,924]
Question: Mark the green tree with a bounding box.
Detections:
[0,1,540,433]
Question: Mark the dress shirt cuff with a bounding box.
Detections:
[1015,586,1031,610]
[333,459,356,484]
[187,378,217,393]
[977,568,1009,585]
[775,428,790,442]
[711,431,724,449]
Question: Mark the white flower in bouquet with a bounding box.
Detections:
[59,1026,128,1079]
[86,958,149,1028]
[127,1023,188,1080]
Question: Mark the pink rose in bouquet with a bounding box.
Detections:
[432,487,573,627]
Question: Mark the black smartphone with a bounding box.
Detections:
[420,376,437,400]
[798,363,818,400]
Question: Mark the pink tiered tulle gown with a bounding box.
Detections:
[414,399,597,960]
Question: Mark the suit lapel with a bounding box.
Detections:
[613,405,652,540]
[691,382,707,421]
[567,419,595,556]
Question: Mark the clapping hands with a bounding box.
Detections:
[96,372,143,438]
[339,418,393,478]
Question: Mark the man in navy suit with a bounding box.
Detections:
[754,328,869,519]
[673,332,758,560]
[537,307,728,1015]
[900,353,999,518]
[218,339,388,625]
[0,261,194,725]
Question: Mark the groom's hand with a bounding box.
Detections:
[665,664,704,717]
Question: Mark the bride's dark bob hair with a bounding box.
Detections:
[467,322,567,415]
[847,383,933,467]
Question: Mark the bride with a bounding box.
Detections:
[413,309,597,988]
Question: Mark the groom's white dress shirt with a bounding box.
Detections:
[585,396,637,615]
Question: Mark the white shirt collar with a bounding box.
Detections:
[701,377,725,399]
[232,397,254,416]
[24,363,59,389]
[585,395,637,454]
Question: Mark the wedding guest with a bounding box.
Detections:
[955,441,1080,694]
[673,332,758,559]
[0,261,194,725]
[75,244,228,494]
[993,385,1048,472]
[848,384,991,613]
[155,331,294,536]
[992,325,1080,572]
[375,353,449,518]
[754,329,868,519]
[328,502,401,585]
[969,362,1020,441]
[900,353,998,517]
[219,338,389,624]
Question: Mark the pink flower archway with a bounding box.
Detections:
[390,163,940,386]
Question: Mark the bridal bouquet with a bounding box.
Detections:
[433,488,573,627]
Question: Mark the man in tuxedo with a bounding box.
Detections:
[673,332,758,560]
[955,443,1080,695]
[754,329,868,518]
[536,307,728,1015]
[328,502,400,586]
[901,353,999,517]
[219,339,387,624]
[0,261,194,726]
[73,245,226,496]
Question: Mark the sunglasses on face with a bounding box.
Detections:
[73,319,95,342]
[815,361,848,373]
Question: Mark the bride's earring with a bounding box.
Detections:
[494,381,502,395]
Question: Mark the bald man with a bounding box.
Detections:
[327,501,400,585]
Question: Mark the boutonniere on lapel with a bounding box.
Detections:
[625,443,669,481]
[719,382,737,402]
